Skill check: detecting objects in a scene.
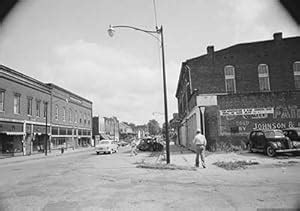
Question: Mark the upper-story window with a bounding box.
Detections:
[69,109,72,122]
[55,105,59,120]
[84,113,87,125]
[224,65,236,93]
[293,61,300,89]
[79,112,82,124]
[14,93,21,114]
[0,89,5,112]
[75,110,78,123]
[36,100,41,117]
[258,64,270,91]
[27,97,33,116]
[43,102,48,118]
[62,107,66,121]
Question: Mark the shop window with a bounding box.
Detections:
[36,100,41,117]
[0,89,5,112]
[14,93,21,114]
[258,64,270,91]
[224,65,236,93]
[293,61,300,89]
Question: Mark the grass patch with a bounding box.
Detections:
[136,163,197,171]
[213,160,259,170]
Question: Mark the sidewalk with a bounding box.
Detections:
[0,147,95,166]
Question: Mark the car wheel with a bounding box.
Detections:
[266,145,276,157]
[248,143,254,153]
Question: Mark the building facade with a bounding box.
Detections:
[176,32,300,150]
[0,65,92,157]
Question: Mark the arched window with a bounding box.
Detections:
[224,65,236,93]
[293,61,300,89]
[55,105,59,120]
[258,64,270,91]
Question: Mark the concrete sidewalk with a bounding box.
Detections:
[0,146,95,166]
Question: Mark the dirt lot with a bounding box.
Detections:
[0,145,299,210]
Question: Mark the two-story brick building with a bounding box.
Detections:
[176,32,300,150]
[0,65,92,157]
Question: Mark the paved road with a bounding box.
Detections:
[0,146,299,210]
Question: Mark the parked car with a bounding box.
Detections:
[248,129,300,157]
[96,140,118,155]
[282,128,300,151]
[118,140,129,147]
[137,137,164,152]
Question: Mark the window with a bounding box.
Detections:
[258,64,270,91]
[27,97,33,116]
[75,110,78,123]
[69,109,72,122]
[224,65,236,93]
[14,93,21,114]
[79,112,82,124]
[55,105,59,120]
[36,100,41,117]
[43,102,48,118]
[293,61,300,89]
[0,89,4,112]
[63,107,66,121]
[84,113,86,124]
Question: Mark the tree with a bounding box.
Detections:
[147,119,161,135]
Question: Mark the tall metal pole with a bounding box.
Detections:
[160,25,170,164]
[45,102,48,156]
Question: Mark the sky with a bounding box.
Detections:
[0,0,299,126]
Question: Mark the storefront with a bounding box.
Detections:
[0,121,25,157]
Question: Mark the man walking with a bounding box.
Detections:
[193,129,207,168]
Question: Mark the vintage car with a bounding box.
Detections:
[96,140,118,155]
[137,137,164,152]
[282,128,300,150]
[248,129,300,157]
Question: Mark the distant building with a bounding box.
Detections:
[92,116,119,141]
[176,32,300,150]
[0,65,92,157]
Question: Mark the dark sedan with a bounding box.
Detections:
[248,129,300,157]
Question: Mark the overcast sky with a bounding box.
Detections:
[0,0,299,125]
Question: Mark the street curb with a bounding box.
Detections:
[0,147,95,166]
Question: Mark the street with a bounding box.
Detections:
[0,146,300,210]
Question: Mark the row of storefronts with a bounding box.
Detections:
[0,64,93,158]
[0,120,92,157]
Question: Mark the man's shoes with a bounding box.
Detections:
[195,164,199,167]
[203,165,206,168]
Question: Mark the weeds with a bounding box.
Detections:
[213,160,259,170]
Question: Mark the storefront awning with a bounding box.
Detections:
[0,132,25,136]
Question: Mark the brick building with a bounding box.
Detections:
[0,65,92,157]
[175,32,300,150]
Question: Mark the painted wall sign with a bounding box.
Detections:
[220,107,274,116]
[220,105,300,136]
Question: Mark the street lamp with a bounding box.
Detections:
[108,24,170,164]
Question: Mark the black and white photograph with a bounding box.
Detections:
[0,0,299,210]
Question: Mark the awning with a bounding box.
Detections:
[0,131,25,136]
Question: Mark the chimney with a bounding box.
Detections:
[207,45,214,55]
[273,32,282,41]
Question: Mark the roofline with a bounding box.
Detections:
[46,83,92,104]
[0,64,50,90]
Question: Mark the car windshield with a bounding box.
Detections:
[264,131,285,138]
[100,141,110,145]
